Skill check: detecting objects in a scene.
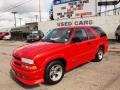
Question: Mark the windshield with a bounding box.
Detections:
[42,28,72,43]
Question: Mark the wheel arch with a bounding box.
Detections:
[44,57,67,72]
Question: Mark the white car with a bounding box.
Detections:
[3,32,11,40]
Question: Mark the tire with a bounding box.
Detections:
[44,61,65,85]
[93,47,104,62]
[116,35,120,42]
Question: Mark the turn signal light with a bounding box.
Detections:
[22,64,37,70]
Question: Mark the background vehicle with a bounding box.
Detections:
[11,26,108,86]
[27,30,44,42]
[3,32,11,40]
[0,32,11,40]
[0,33,4,39]
[115,25,120,42]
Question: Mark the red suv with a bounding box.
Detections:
[11,26,108,85]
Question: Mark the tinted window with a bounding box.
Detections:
[42,28,72,43]
[74,28,88,41]
[86,29,96,39]
[92,27,106,37]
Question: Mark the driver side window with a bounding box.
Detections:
[73,28,88,42]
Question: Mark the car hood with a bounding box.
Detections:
[14,42,65,59]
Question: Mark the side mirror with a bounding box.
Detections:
[71,37,82,43]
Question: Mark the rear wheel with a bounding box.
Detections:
[45,61,65,85]
[93,47,104,62]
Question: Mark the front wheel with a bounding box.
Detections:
[45,61,65,85]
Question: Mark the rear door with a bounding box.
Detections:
[85,27,99,60]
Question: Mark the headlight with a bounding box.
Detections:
[21,58,34,64]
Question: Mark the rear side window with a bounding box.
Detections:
[74,28,88,41]
[86,29,96,39]
[92,27,106,37]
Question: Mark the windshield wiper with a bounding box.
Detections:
[47,40,58,43]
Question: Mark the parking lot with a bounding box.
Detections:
[0,40,120,90]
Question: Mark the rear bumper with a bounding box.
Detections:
[3,36,11,40]
[11,63,44,86]
[104,42,108,54]
[27,39,39,42]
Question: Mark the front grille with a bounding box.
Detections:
[14,56,21,61]
[14,61,21,66]
[13,55,22,69]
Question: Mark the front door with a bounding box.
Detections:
[71,28,90,66]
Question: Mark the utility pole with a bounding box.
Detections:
[114,0,116,15]
[39,0,41,22]
[99,0,102,16]
[34,15,38,22]
[12,12,17,27]
[105,0,107,16]
[19,18,22,26]
[95,0,98,16]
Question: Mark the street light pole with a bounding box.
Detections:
[19,18,22,26]
[12,12,17,27]
[39,0,41,22]
[34,15,38,22]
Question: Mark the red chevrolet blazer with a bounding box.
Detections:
[11,26,108,85]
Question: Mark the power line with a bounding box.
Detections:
[0,0,32,12]
[0,0,33,17]
[4,0,33,12]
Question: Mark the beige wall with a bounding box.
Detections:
[38,15,120,39]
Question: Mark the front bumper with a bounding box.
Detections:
[11,63,44,85]
[27,39,40,42]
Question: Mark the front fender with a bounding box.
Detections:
[42,54,67,68]
[35,53,68,70]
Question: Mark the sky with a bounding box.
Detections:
[0,0,53,28]
[0,0,119,29]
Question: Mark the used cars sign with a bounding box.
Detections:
[57,20,93,27]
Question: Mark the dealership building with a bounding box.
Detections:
[53,0,97,19]
[38,0,120,39]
